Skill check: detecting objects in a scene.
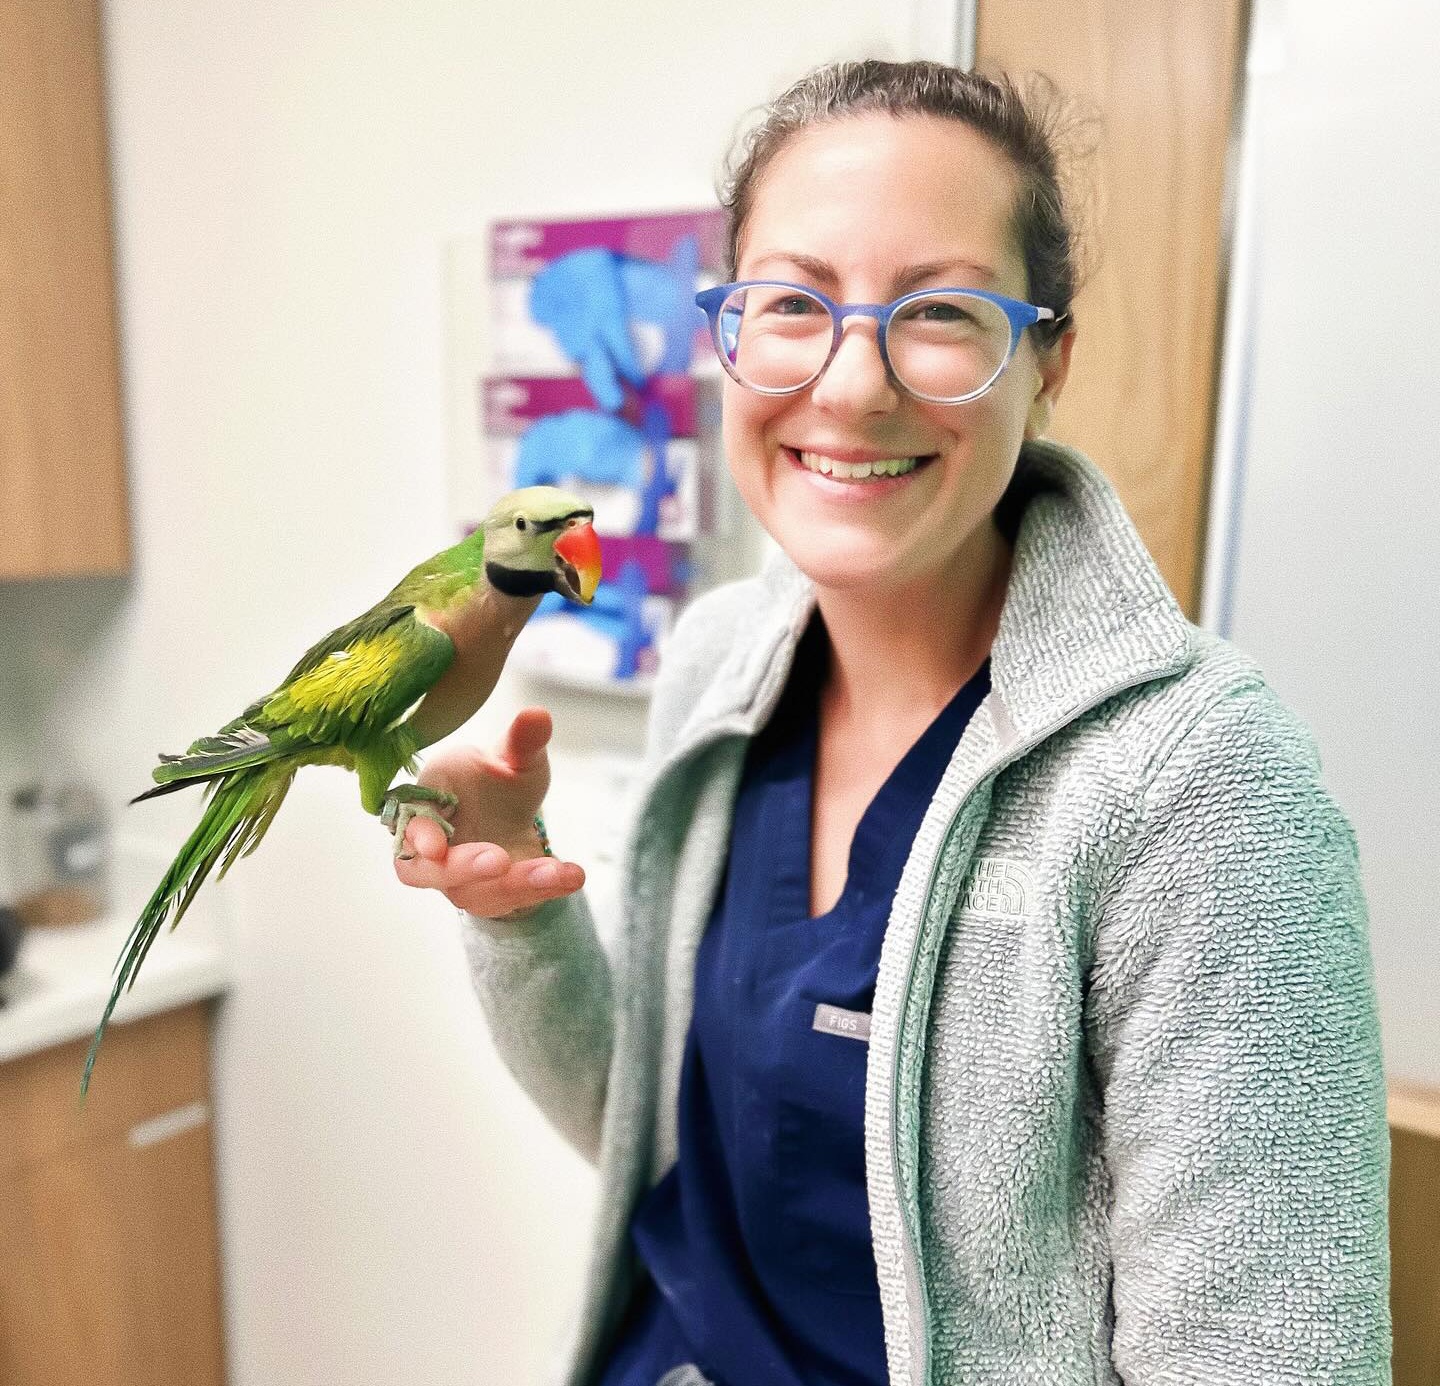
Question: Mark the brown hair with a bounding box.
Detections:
[719,60,1089,347]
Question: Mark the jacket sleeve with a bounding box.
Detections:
[1085,684,1392,1384]
[461,890,614,1164]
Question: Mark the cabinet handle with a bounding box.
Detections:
[128,1100,210,1149]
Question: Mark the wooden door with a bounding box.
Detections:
[975,0,1249,616]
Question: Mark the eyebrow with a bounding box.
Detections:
[745,251,1000,293]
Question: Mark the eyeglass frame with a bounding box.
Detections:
[694,279,1068,405]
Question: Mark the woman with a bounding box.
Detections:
[397,61,1391,1386]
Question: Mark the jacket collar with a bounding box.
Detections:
[681,439,1196,752]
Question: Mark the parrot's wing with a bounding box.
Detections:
[143,605,454,796]
[253,603,455,747]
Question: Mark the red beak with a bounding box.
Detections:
[553,521,602,604]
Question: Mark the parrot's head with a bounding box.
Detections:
[482,486,602,606]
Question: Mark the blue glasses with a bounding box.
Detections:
[695,280,1062,405]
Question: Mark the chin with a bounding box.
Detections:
[782,535,910,594]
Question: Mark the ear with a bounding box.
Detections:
[1024,324,1077,441]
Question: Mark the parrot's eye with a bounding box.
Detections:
[515,517,527,532]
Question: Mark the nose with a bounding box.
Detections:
[808,316,901,416]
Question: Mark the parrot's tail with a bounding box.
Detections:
[81,764,294,1098]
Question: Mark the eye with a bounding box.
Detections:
[515,517,527,531]
[904,299,973,323]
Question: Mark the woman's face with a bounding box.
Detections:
[724,112,1073,599]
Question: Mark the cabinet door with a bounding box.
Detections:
[0,1101,225,1386]
[0,1193,52,1386]
[1389,1084,1440,1386]
[0,1005,226,1384]
[0,0,130,577]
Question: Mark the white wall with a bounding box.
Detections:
[0,5,921,1385]
[1219,0,1440,1085]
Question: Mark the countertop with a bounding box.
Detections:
[0,847,231,1065]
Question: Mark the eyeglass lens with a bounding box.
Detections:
[715,284,1014,400]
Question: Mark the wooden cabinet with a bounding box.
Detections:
[1389,1083,1440,1386]
[0,1004,226,1385]
[0,0,131,578]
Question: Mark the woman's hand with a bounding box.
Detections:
[393,706,586,920]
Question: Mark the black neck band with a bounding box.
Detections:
[486,562,552,598]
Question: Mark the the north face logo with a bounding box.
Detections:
[958,858,1035,919]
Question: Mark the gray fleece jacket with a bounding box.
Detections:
[463,439,1392,1386]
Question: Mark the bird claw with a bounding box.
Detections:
[381,787,459,860]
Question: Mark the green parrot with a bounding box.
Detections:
[81,486,602,1097]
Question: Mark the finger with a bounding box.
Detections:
[497,707,552,775]
[405,815,450,862]
[395,840,510,892]
[451,858,586,918]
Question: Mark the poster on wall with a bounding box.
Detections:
[447,209,727,692]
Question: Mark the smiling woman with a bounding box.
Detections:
[400,59,1392,1386]
[716,103,1073,703]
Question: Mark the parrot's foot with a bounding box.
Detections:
[381,785,459,861]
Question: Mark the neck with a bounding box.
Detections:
[812,517,1012,733]
[425,580,541,648]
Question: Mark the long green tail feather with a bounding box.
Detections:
[80,766,293,1099]
[134,726,279,797]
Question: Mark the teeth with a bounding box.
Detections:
[798,451,921,480]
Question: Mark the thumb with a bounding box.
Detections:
[498,706,553,775]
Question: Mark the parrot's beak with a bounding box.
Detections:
[553,521,602,605]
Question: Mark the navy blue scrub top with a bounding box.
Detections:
[598,614,991,1386]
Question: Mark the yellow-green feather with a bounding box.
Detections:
[257,617,452,748]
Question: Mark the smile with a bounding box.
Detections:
[789,448,939,482]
